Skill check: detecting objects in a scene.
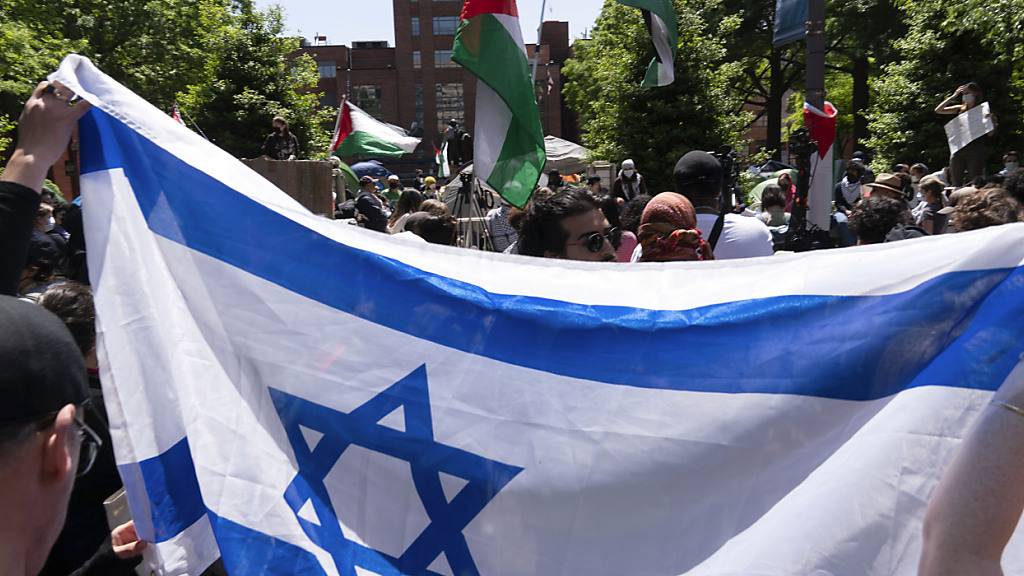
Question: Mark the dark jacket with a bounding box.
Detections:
[355,191,389,233]
[260,131,299,160]
[41,382,138,576]
[612,172,647,202]
[0,181,39,296]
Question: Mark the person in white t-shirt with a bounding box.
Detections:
[673,151,773,260]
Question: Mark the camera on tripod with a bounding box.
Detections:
[711,146,744,213]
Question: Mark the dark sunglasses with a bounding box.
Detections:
[573,228,622,253]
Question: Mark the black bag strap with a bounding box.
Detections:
[708,211,727,250]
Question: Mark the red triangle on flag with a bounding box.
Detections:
[330,98,354,153]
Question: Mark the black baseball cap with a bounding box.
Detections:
[674,151,723,192]
[359,175,377,185]
[0,296,88,425]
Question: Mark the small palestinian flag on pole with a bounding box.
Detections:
[452,0,546,208]
[616,0,678,88]
[330,98,421,159]
[171,103,184,124]
[435,141,451,179]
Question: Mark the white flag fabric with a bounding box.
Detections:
[50,54,1024,576]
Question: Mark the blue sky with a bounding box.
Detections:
[255,0,603,45]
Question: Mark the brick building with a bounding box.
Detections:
[294,1,573,159]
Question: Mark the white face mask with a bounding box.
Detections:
[1006,162,1020,172]
[963,93,977,105]
[623,169,635,178]
[44,216,56,232]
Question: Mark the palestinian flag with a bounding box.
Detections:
[171,103,184,124]
[435,141,451,179]
[452,0,545,208]
[616,0,678,87]
[330,98,421,159]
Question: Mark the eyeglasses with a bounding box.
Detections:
[3,401,103,478]
[569,228,622,253]
[73,407,102,478]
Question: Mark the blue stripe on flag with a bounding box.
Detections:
[207,510,328,575]
[79,109,1024,402]
[119,437,205,543]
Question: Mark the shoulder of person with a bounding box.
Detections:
[727,212,774,237]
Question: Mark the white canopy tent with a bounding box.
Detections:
[543,135,592,174]
[444,135,593,193]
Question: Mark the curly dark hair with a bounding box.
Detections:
[597,195,622,229]
[849,195,912,244]
[37,281,95,356]
[619,194,653,234]
[952,188,1021,232]
[518,189,602,257]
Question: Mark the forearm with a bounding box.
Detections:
[0,150,49,194]
[920,404,1024,575]
[935,94,959,114]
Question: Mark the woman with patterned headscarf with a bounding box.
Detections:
[636,193,714,262]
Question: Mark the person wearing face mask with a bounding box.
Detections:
[834,162,865,213]
[998,151,1020,177]
[935,82,993,186]
[260,116,300,161]
[612,159,648,202]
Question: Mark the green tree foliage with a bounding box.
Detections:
[563,0,750,191]
[1,0,330,160]
[866,0,1024,171]
[0,0,81,154]
[179,1,332,159]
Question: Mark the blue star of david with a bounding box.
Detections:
[269,365,523,576]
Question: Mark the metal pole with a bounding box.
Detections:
[532,0,548,83]
[805,0,826,110]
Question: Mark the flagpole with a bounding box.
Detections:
[531,0,548,83]
[177,105,210,141]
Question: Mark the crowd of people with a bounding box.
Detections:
[3,75,1024,576]
[342,142,1023,266]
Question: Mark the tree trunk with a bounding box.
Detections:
[767,47,783,160]
[852,54,870,152]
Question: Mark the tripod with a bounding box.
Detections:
[449,172,495,251]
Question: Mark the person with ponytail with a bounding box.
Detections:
[635,193,714,262]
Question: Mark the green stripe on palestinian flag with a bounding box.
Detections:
[452,0,546,208]
[617,0,678,87]
[331,99,421,159]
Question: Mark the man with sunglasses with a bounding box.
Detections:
[0,295,100,575]
[518,189,620,262]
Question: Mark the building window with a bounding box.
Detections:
[436,82,464,132]
[352,85,383,118]
[433,16,459,35]
[317,61,336,79]
[320,91,338,108]
[413,51,421,69]
[415,84,424,125]
[434,50,456,68]
[411,17,420,36]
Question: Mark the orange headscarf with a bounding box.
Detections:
[638,192,714,262]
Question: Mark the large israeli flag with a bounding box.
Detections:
[51,54,1024,575]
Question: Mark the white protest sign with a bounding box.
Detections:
[945,102,994,156]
